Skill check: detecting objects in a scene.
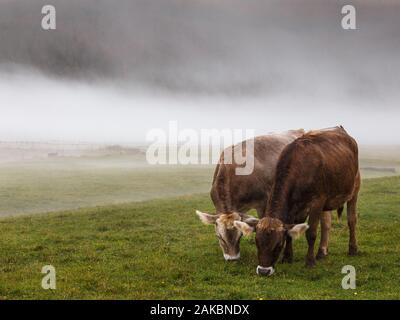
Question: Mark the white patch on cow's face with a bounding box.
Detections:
[223,252,240,261]
[256,265,275,276]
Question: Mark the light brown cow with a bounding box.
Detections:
[196,129,337,261]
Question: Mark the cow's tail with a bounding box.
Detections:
[337,206,344,220]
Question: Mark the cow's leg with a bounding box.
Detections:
[305,213,320,267]
[316,211,331,260]
[281,235,293,263]
[347,195,358,256]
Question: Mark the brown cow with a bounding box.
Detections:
[235,126,360,275]
[196,129,335,261]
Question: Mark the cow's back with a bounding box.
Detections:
[311,129,358,198]
[210,130,304,214]
[269,127,359,217]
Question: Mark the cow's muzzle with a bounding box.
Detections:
[256,265,275,276]
[224,253,240,261]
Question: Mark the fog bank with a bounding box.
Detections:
[1,71,398,145]
[1,1,399,144]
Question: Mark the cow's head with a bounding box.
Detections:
[196,210,258,261]
[235,216,308,276]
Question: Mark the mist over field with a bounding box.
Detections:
[1,0,399,144]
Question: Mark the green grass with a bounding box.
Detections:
[0,154,397,217]
[1,176,400,299]
[0,156,214,216]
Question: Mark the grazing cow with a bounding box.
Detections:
[196,129,310,261]
[235,126,360,275]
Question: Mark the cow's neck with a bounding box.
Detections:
[266,142,301,223]
[268,192,291,222]
[267,177,296,223]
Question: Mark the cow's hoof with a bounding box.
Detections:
[316,248,328,260]
[306,259,316,268]
[348,246,358,256]
[281,256,293,264]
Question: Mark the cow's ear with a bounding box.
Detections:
[196,210,218,225]
[286,223,309,240]
[234,221,255,236]
[243,216,259,228]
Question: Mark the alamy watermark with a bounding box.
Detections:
[41,5,56,30]
[40,4,357,31]
[341,265,356,290]
[146,121,255,175]
[341,5,357,30]
[41,265,56,290]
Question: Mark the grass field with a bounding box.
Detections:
[1,176,400,299]
[0,156,214,216]
[0,148,399,217]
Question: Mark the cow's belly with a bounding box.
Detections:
[323,194,352,211]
